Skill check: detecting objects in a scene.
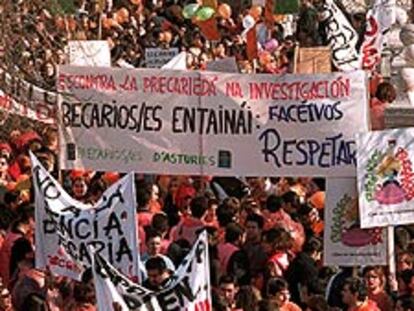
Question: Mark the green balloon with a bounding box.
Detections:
[182,3,200,19]
[196,6,215,21]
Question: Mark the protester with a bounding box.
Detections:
[341,277,380,311]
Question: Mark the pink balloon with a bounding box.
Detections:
[264,39,279,52]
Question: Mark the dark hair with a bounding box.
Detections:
[236,285,259,311]
[267,277,288,296]
[151,213,169,234]
[376,82,396,103]
[343,277,367,301]
[135,179,152,210]
[145,256,167,272]
[190,196,208,219]
[219,275,236,286]
[398,296,414,310]
[245,213,264,230]
[263,228,293,252]
[266,195,283,213]
[73,281,94,304]
[303,237,323,254]
[225,222,244,243]
[145,228,162,243]
[281,191,300,206]
[305,295,329,311]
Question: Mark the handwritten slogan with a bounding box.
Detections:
[31,153,139,280]
[58,66,369,177]
[93,231,211,311]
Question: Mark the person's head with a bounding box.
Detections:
[135,179,152,211]
[146,230,162,256]
[151,212,169,237]
[305,295,329,311]
[267,277,291,307]
[219,275,239,307]
[376,81,396,103]
[396,296,414,311]
[245,213,264,243]
[0,155,8,175]
[399,251,414,272]
[236,285,259,311]
[281,191,300,213]
[73,279,95,305]
[72,177,88,199]
[266,195,283,213]
[205,198,219,222]
[225,222,245,246]
[363,266,386,292]
[12,204,35,238]
[341,277,367,306]
[190,196,208,220]
[145,256,171,288]
[0,279,12,311]
[262,228,292,255]
[303,237,322,261]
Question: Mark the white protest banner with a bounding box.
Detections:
[58,66,369,177]
[145,48,179,68]
[161,52,187,70]
[68,41,111,67]
[361,0,396,70]
[0,89,55,124]
[31,153,139,280]
[93,231,211,311]
[357,128,414,228]
[0,69,57,123]
[318,0,361,71]
[324,178,387,266]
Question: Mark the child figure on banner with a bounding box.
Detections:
[374,140,406,205]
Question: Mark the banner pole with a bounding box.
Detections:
[387,226,396,280]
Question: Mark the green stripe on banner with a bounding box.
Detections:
[275,0,300,14]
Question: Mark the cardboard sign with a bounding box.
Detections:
[357,128,414,228]
[145,48,179,68]
[31,153,139,280]
[324,178,387,266]
[93,231,211,311]
[58,66,369,177]
[295,47,332,74]
[68,41,111,67]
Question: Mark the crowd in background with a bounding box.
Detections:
[0,0,411,310]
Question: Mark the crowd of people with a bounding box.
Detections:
[0,0,411,310]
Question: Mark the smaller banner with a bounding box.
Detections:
[324,178,387,266]
[318,0,361,71]
[93,231,211,311]
[145,48,179,68]
[0,89,55,124]
[357,128,414,228]
[31,153,139,280]
[68,41,111,67]
[361,0,396,70]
